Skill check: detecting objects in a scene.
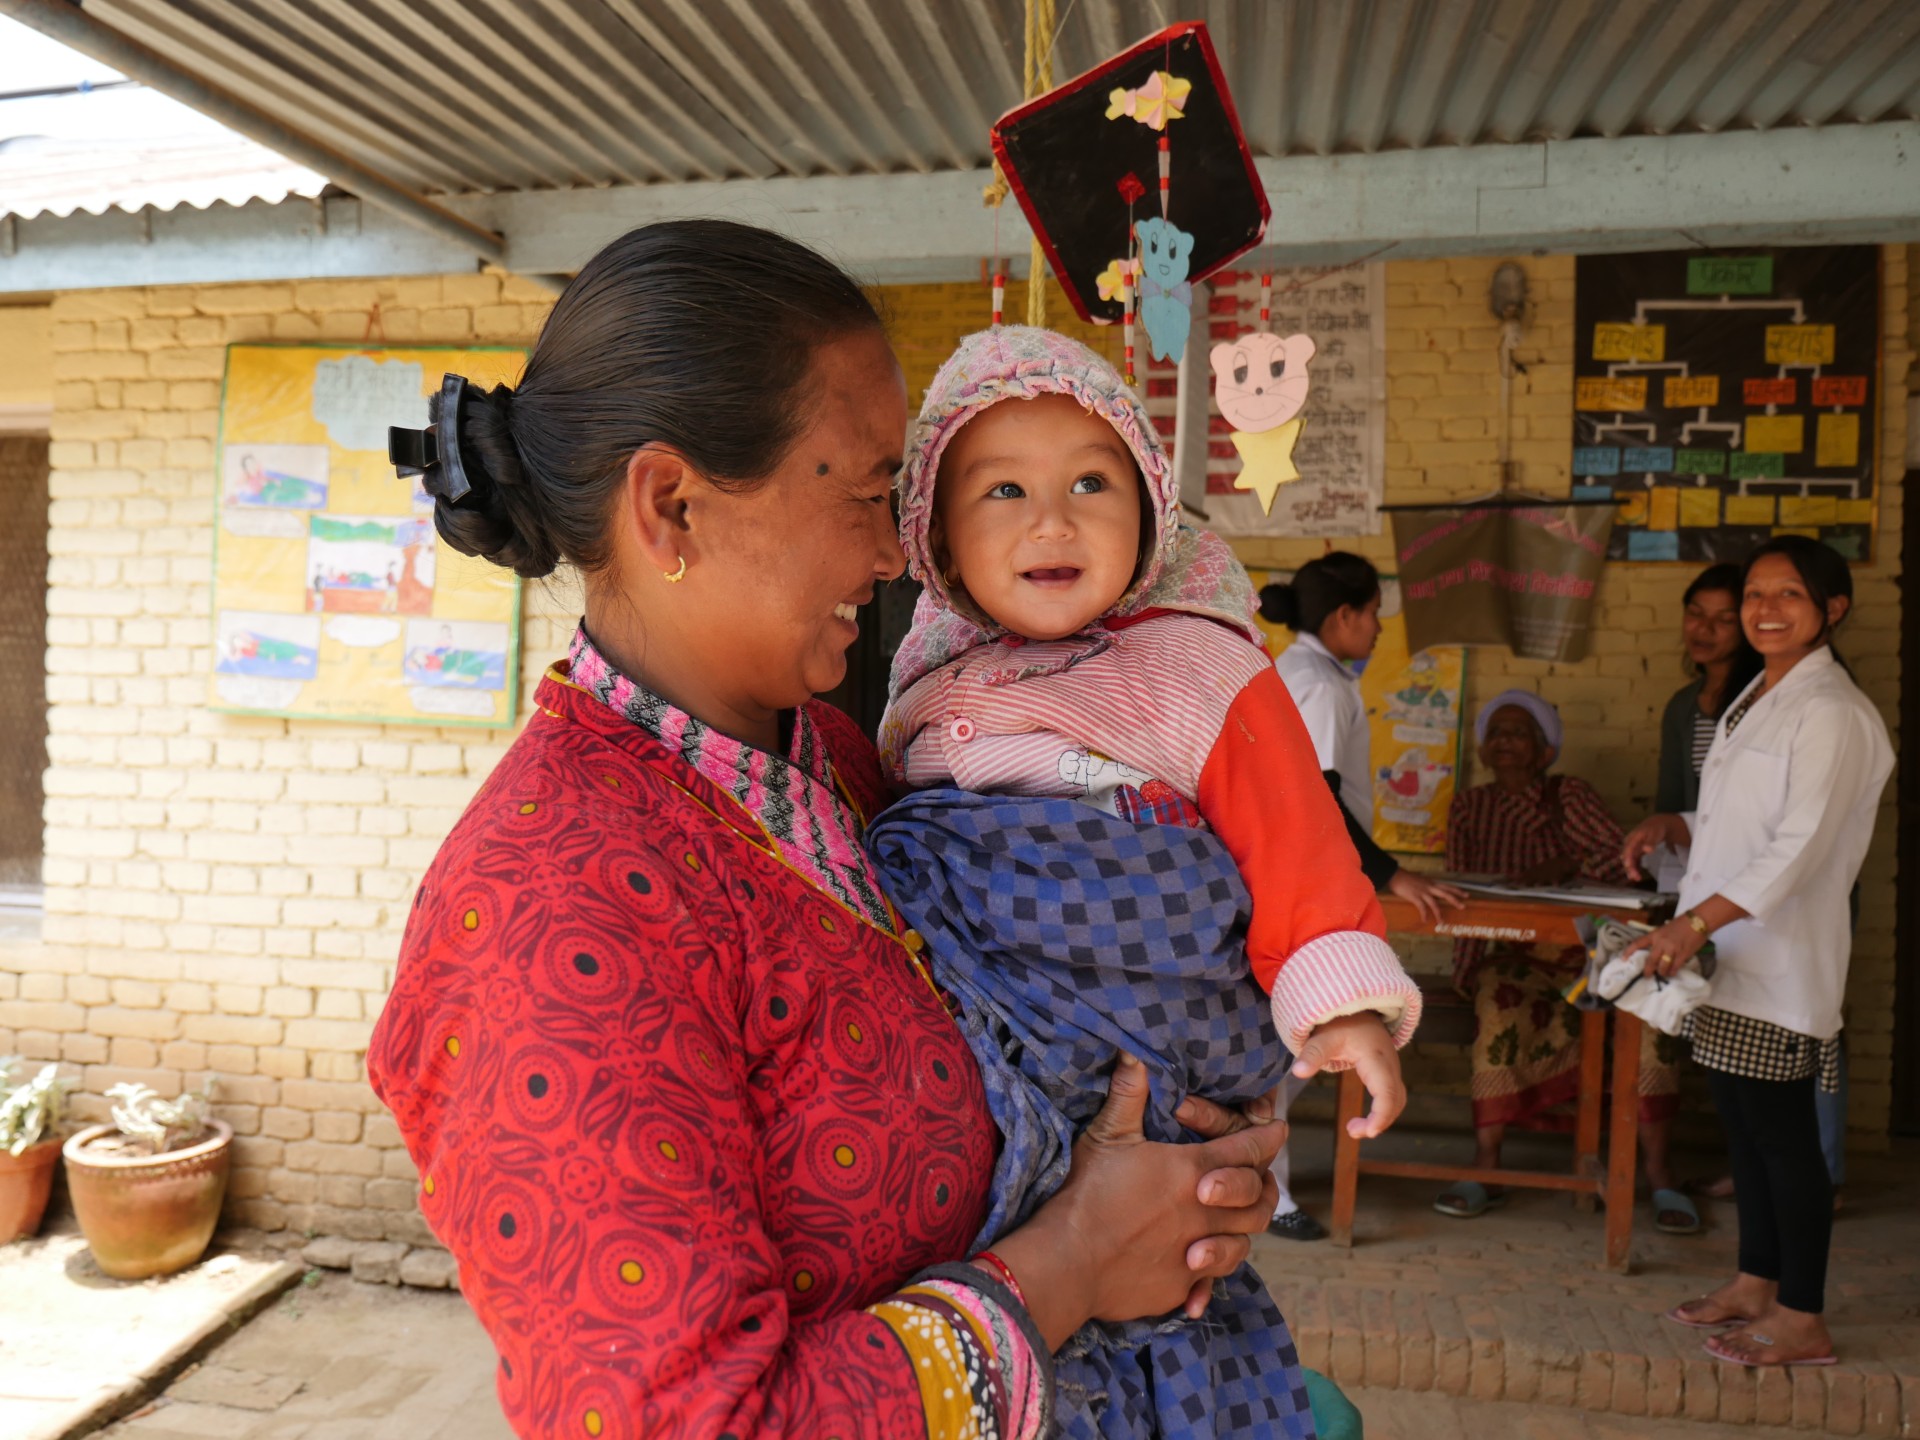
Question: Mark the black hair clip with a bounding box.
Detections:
[388,373,475,504]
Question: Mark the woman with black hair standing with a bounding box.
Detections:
[1261,553,1465,1239]
[1656,563,1759,818]
[1624,536,1891,1368]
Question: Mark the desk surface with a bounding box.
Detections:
[1377,889,1658,947]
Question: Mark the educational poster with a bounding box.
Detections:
[1251,570,1465,855]
[1573,247,1879,563]
[211,344,525,726]
[1146,263,1385,537]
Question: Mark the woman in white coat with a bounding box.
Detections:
[1623,536,1891,1369]
[1262,553,1465,1239]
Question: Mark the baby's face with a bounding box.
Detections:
[932,395,1143,642]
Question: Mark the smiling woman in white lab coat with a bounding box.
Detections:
[1262,554,1465,1241]
[1623,536,1892,1370]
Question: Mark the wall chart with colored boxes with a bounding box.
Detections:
[1572,246,1879,563]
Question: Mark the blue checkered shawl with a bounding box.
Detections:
[866,789,1316,1440]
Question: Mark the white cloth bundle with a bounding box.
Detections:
[1594,944,1711,1036]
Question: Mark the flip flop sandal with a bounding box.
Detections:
[1703,1332,1838,1367]
[1432,1180,1507,1218]
[1664,1299,1745,1330]
[1652,1187,1703,1236]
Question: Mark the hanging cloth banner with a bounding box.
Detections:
[1386,497,1614,662]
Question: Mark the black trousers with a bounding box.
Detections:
[1706,1066,1832,1314]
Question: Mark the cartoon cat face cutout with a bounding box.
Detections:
[1210,332,1316,433]
[1135,216,1193,291]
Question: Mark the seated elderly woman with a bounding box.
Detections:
[1435,691,1694,1232]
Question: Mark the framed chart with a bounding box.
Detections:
[210,344,526,726]
[1572,246,1879,563]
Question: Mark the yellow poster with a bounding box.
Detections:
[1252,571,1465,856]
[211,344,526,726]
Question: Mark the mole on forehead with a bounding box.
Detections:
[817,462,830,475]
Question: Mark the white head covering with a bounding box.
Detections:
[1475,689,1563,764]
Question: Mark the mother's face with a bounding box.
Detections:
[682,329,909,712]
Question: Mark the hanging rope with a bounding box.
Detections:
[1022,0,1056,326]
[982,0,1057,327]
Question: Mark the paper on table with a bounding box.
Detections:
[1441,874,1662,910]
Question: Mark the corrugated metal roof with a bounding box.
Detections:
[0,130,322,216]
[69,0,1920,199]
[0,34,324,220]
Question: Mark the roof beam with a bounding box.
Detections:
[0,0,509,270]
[3,121,1917,295]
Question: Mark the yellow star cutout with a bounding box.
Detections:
[1229,419,1306,513]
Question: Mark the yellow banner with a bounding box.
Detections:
[1252,572,1464,856]
[211,344,526,726]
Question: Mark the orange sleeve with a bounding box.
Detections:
[1196,667,1420,1054]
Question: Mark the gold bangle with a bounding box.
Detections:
[1685,911,1709,937]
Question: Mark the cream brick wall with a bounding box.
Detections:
[2,251,1910,1246]
[0,274,572,1244]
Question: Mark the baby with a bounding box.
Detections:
[868,327,1421,1440]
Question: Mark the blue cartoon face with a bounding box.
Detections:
[1135,217,1193,288]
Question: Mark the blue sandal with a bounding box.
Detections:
[1432,1180,1507,1218]
[1653,1187,1702,1235]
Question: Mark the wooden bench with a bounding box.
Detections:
[1326,892,1650,1273]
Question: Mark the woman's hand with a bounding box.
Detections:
[991,1053,1284,1350]
[1387,868,1469,925]
[1291,1012,1404,1139]
[1624,915,1708,978]
[1622,813,1691,880]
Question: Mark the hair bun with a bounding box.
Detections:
[1258,582,1299,628]
[429,378,558,578]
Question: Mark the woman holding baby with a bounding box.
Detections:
[369,222,1412,1439]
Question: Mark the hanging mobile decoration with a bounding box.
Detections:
[1211,267,1320,513]
[988,19,1269,384]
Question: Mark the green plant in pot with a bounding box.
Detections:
[63,1079,232,1279]
[1,1056,75,1244]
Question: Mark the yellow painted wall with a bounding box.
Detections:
[0,304,53,419]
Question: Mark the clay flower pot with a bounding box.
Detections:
[0,1139,61,1244]
[62,1121,232,1279]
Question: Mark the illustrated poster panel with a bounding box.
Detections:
[212,344,525,726]
[1573,246,1879,563]
[1251,571,1464,856]
[1146,262,1385,538]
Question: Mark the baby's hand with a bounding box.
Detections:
[1290,1013,1405,1140]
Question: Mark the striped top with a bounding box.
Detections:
[886,609,1420,1052]
[1690,709,1716,778]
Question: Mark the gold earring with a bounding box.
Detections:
[662,555,687,583]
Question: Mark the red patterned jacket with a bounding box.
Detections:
[369,672,998,1439]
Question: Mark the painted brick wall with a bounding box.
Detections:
[0,274,573,1244]
[0,251,1909,1247]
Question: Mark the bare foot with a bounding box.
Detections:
[1666,1273,1774,1328]
[1705,1304,1835,1366]
[1699,1174,1735,1199]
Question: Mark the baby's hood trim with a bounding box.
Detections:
[896,325,1179,628]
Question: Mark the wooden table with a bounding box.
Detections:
[1327,889,1655,1273]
